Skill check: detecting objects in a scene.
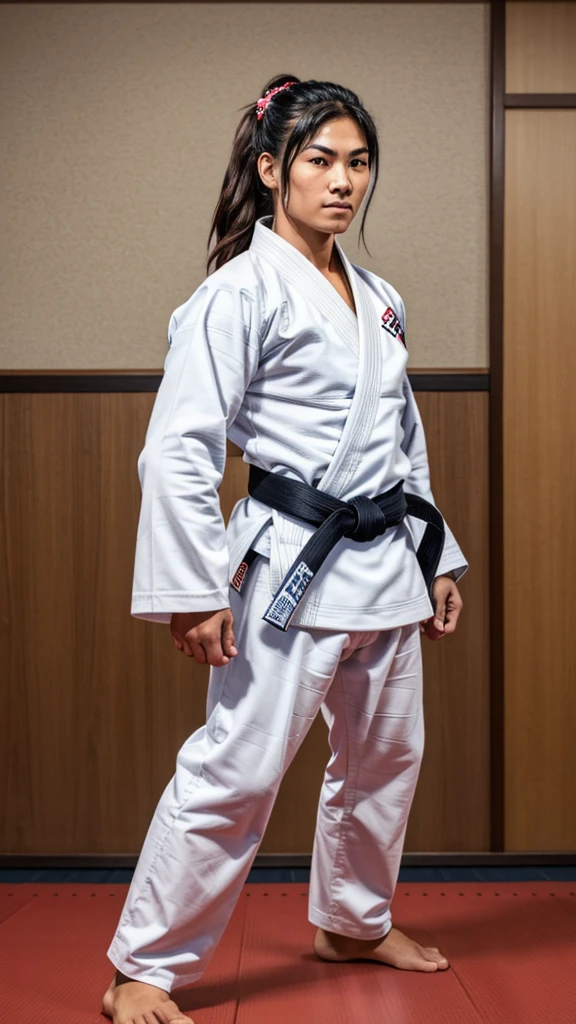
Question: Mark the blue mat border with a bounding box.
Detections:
[2,866,576,884]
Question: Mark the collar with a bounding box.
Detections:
[249,215,359,338]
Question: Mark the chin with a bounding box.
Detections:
[320,209,354,231]
[290,210,354,235]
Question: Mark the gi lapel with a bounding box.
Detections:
[250,216,382,499]
[250,215,359,354]
[318,237,382,498]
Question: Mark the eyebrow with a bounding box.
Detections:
[302,144,369,157]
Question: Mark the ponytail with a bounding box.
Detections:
[206,75,290,273]
[207,74,379,273]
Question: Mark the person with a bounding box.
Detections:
[102,74,468,1024]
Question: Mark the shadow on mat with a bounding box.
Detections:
[177,955,371,1012]
[175,899,576,1012]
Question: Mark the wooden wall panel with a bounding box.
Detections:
[404,392,490,852]
[506,2,576,94]
[0,389,489,855]
[503,111,576,850]
[0,393,199,854]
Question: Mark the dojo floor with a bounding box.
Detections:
[1,869,575,1022]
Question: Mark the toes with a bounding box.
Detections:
[155,1004,191,1023]
[101,988,114,1019]
[423,946,449,968]
[393,956,439,972]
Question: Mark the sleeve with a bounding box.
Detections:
[130,281,262,623]
[397,297,469,584]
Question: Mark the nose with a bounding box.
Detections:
[329,163,352,193]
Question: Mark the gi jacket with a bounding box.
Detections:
[131,215,468,629]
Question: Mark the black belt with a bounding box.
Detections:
[230,465,446,631]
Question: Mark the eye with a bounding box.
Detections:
[351,159,368,168]
[309,157,328,165]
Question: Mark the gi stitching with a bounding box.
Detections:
[326,665,360,923]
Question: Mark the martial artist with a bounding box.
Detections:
[102,75,467,1024]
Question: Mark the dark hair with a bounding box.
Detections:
[207,74,380,273]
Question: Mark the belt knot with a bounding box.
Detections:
[345,495,388,543]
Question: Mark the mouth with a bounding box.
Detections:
[324,203,353,210]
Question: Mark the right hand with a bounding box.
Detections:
[170,608,238,666]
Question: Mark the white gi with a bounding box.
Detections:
[107,215,468,991]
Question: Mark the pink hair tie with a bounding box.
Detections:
[255,81,297,120]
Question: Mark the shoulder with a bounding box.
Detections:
[350,263,406,327]
[167,250,267,345]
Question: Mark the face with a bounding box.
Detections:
[258,116,372,235]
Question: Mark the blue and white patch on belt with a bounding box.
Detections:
[263,560,314,630]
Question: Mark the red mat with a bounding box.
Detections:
[1,882,575,1022]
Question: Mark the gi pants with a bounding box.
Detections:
[107,554,425,993]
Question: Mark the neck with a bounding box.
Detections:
[270,206,339,273]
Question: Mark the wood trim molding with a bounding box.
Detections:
[490,0,506,852]
[505,94,576,108]
[0,1,498,5]
[0,372,490,393]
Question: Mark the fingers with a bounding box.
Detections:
[194,612,238,666]
[221,615,238,659]
[423,620,446,641]
[171,633,195,657]
[432,598,446,634]
[182,630,225,666]
[171,609,238,666]
[422,578,464,641]
[419,614,444,641]
[188,638,207,663]
[443,614,457,635]
[420,611,448,640]
[443,590,464,635]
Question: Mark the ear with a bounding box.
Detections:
[257,151,279,192]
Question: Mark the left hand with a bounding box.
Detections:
[419,575,463,641]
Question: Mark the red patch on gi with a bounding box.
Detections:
[382,306,406,347]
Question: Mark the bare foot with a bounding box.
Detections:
[101,970,192,1022]
[314,925,449,972]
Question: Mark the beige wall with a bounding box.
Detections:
[0,3,489,370]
